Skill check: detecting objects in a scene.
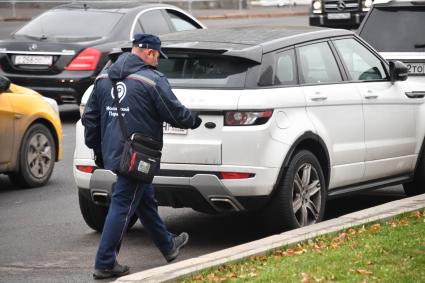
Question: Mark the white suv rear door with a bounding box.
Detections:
[297,41,365,189]
[161,88,241,165]
[333,38,417,181]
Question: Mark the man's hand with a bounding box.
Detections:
[191,116,202,129]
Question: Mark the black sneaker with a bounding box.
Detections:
[164,232,189,263]
[93,262,130,280]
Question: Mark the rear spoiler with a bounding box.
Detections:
[110,43,263,64]
[162,45,263,63]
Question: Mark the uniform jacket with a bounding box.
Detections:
[82,52,197,172]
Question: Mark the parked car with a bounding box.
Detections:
[309,0,373,28]
[357,0,425,84]
[74,27,425,232]
[0,2,205,105]
[0,75,62,188]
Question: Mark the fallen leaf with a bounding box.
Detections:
[411,211,421,219]
[356,269,373,275]
[301,272,312,283]
[286,249,295,256]
[368,223,381,233]
[348,228,356,235]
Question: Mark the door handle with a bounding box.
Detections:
[310,96,328,101]
[364,95,378,100]
[405,91,425,99]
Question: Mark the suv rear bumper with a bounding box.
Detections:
[309,12,366,28]
[82,166,278,214]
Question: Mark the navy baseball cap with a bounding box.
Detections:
[132,33,168,59]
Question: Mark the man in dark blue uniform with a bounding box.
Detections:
[82,33,202,280]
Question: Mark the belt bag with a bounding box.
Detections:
[119,134,162,183]
[112,80,162,183]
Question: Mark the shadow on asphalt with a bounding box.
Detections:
[148,187,407,251]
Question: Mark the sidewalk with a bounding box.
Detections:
[115,193,425,282]
[0,5,309,22]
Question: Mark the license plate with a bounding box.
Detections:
[14,55,53,65]
[327,13,350,20]
[406,62,425,75]
[163,123,187,135]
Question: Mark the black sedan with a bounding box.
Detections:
[0,2,205,104]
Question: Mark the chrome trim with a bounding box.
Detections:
[0,50,75,56]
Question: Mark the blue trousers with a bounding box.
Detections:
[95,174,173,269]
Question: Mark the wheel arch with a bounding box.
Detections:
[271,131,331,199]
[28,118,60,162]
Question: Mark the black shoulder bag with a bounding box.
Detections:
[112,81,162,183]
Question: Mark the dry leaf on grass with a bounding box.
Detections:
[411,211,421,219]
[301,272,312,283]
[356,269,373,275]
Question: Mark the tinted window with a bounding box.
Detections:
[158,54,255,88]
[167,11,199,32]
[359,7,425,52]
[274,49,297,86]
[334,38,387,81]
[138,10,171,35]
[297,42,342,84]
[15,10,122,38]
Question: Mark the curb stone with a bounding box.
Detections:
[115,193,425,283]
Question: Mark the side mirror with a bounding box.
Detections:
[389,60,408,82]
[0,75,11,92]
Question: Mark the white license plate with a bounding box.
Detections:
[163,123,187,135]
[406,62,425,75]
[14,55,53,65]
[327,13,350,20]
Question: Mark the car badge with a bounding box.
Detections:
[337,0,346,10]
[29,43,37,51]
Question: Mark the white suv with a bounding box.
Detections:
[74,27,425,232]
[358,0,425,84]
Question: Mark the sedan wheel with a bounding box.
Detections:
[264,150,326,232]
[9,124,56,188]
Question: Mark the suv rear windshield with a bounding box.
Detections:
[15,10,122,39]
[158,53,256,88]
[359,6,425,52]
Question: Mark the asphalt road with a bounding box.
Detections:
[0,15,407,283]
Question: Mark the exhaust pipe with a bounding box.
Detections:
[92,191,110,206]
[210,197,241,212]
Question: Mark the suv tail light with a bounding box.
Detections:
[224,110,273,126]
[76,165,95,173]
[65,48,101,71]
[220,172,254,179]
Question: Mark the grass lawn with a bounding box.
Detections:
[180,210,425,283]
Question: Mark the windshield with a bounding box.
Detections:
[359,6,425,52]
[158,54,256,88]
[15,10,122,39]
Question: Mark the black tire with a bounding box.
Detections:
[78,190,138,232]
[403,150,425,196]
[264,150,327,232]
[8,123,56,188]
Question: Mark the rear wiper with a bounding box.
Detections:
[414,43,425,48]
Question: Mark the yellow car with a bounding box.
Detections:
[0,75,62,188]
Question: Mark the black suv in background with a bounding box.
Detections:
[309,0,373,28]
[358,0,425,84]
[0,2,204,104]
